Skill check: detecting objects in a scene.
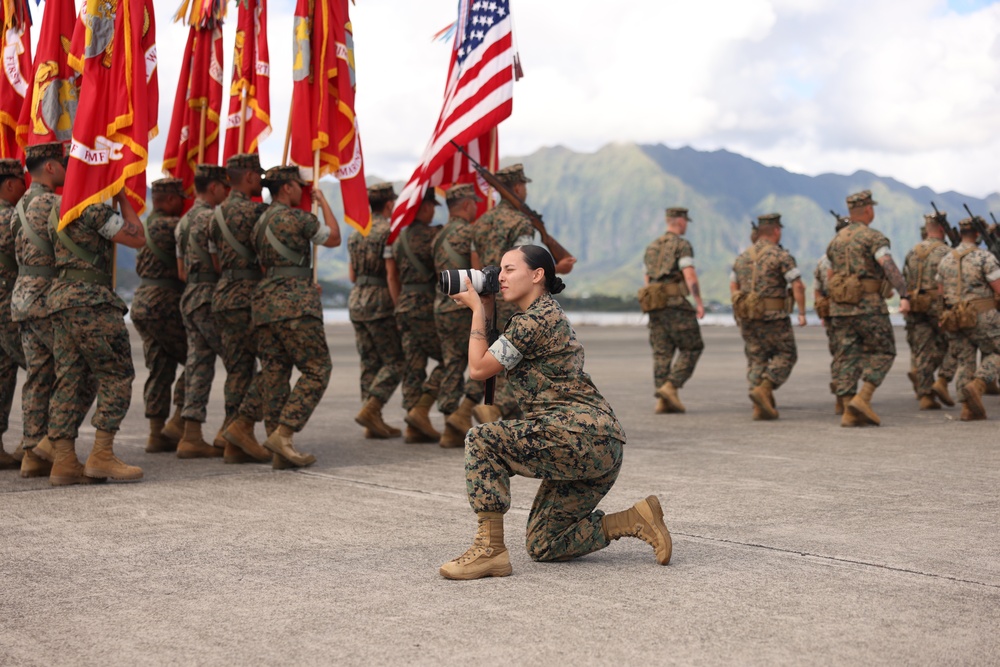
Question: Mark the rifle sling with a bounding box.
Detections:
[214,206,258,264]
[17,200,53,257]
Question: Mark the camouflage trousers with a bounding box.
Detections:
[648,306,704,389]
[434,309,484,415]
[0,319,25,435]
[181,303,223,423]
[133,316,186,419]
[465,419,623,562]
[951,311,1000,401]
[740,318,797,389]
[20,317,56,440]
[257,317,331,432]
[396,309,444,410]
[352,316,403,404]
[904,312,950,397]
[491,301,522,419]
[214,308,264,423]
[823,322,838,394]
[940,341,957,381]
[828,314,896,396]
[49,306,133,439]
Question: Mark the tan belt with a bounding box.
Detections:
[860,279,882,293]
[653,281,687,297]
[963,298,996,315]
[761,297,789,312]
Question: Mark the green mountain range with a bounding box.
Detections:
[122,143,1000,305]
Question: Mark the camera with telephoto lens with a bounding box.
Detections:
[439,266,501,295]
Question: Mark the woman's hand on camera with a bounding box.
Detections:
[451,278,482,310]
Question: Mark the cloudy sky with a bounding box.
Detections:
[92,0,1000,196]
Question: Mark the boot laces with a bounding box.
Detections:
[454,523,495,564]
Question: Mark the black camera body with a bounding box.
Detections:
[439,266,500,295]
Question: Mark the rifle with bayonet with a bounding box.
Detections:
[449,141,574,265]
[962,203,1000,261]
[930,202,961,248]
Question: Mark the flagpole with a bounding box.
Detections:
[312,147,319,284]
[197,101,208,163]
[237,88,247,153]
[281,103,293,166]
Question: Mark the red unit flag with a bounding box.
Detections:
[222,0,270,159]
[0,0,31,158]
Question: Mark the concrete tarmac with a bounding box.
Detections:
[1,323,998,666]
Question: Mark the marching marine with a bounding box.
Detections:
[814,214,848,414]
[0,159,26,469]
[730,214,806,420]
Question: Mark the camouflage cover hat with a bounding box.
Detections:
[225,153,265,174]
[262,165,308,187]
[958,217,979,232]
[846,190,877,209]
[757,212,782,227]
[367,182,396,199]
[665,207,691,221]
[496,163,531,185]
[24,141,64,163]
[151,177,187,198]
[0,158,24,178]
[445,183,483,203]
[195,164,230,185]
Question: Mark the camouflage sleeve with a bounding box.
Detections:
[983,253,1000,283]
[677,238,694,270]
[870,229,892,260]
[83,203,123,239]
[294,209,326,244]
[502,307,548,362]
[488,336,523,370]
[780,251,801,284]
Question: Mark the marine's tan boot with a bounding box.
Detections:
[439,422,467,448]
[986,379,1000,396]
[11,438,24,462]
[439,512,512,580]
[355,397,401,439]
[145,417,177,453]
[223,416,271,462]
[918,394,941,411]
[835,395,845,415]
[262,425,316,468]
[84,430,143,482]
[0,437,17,470]
[49,439,101,486]
[752,403,763,421]
[655,397,670,414]
[404,425,438,444]
[19,436,51,478]
[223,441,254,464]
[472,404,502,424]
[655,381,686,413]
[160,406,184,445]
[847,381,881,426]
[602,495,673,565]
[931,376,955,407]
[963,378,988,420]
[748,380,779,420]
[907,370,919,397]
[404,393,440,440]
[445,398,476,434]
[840,395,862,427]
[34,436,54,463]
[176,419,224,459]
[960,401,986,421]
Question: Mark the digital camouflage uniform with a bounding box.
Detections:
[0,198,25,439]
[903,237,951,398]
[466,293,627,562]
[935,243,1000,400]
[731,239,801,389]
[176,199,223,423]
[348,213,402,404]
[434,214,484,414]
[47,203,132,439]
[251,202,332,431]
[392,220,443,410]
[132,208,186,419]
[471,199,537,418]
[644,231,703,389]
[210,189,268,423]
[826,222,896,395]
[814,254,839,374]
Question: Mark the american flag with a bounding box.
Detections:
[388,0,516,243]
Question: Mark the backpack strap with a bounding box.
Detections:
[17,200,53,257]
[397,226,433,282]
[214,206,258,264]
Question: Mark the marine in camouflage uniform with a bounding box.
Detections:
[349,182,403,438]
[175,165,230,458]
[814,250,840,413]
[132,178,188,453]
[440,247,671,580]
[825,190,910,427]
[644,206,705,414]
[935,218,1000,421]
[0,159,26,469]
[469,164,539,423]
[47,193,148,485]
[902,214,954,410]
[729,214,806,420]
[209,154,271,463]
[252,166,339,468]
[387,188,444,444]
[434,184,486,448]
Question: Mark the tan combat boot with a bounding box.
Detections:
[404,426,438,444]
[907,370,919,397]
[11,438,25,462]
[918,394,941,411]
[986,379,1000,396]
[472,404,502,424]
[145,417,177,453]
[222,416,272,462]
[931,376,955,407]
[49,439,100,486]
[835,395,845,416]
[655,381,686,413]
[439,512,512,580]
[840,395,862,427]
[0,437,17,470]
[602,495,673,565]
[748,379,779,420]
[160,405,184,444]
[84,430,143,482]
[847,381,881,426]
[33,436,54,462]
[263,424,316,468]
[655,397,670,414]
[404,393,440,441]
[445,397,476,434]
[355,397,401,439]
[176,419,224,459]
[19,437,51,478]
[963,378,988,420]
